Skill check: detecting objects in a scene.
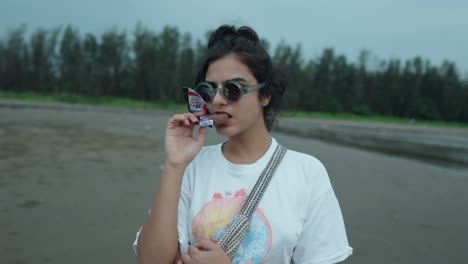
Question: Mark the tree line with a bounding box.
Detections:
[1,24,467,122]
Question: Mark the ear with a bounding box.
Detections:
[261,95,271,107]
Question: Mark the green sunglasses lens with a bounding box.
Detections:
[196,83,214,102]
[223,82,242,101]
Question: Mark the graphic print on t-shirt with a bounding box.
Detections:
[192,188,272,264]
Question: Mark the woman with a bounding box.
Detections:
[134,25,352,264]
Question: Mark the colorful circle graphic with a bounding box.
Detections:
[192,196,272,264]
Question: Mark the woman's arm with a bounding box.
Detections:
[137,163,185,264]
[137,113,207,264]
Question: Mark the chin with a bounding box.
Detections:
[215,124,240,138]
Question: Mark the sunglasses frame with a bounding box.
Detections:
[195,80,265,103]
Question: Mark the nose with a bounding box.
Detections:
[211,87,227,106]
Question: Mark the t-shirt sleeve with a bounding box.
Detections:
[132,210,149,256]
[292,162,353,264]
[132,226,142,256]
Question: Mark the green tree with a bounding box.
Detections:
[273,40,302,110]
[82,33,99,95]
[439,61,463,121]
[30,28,59,93]
[97,28,129,96]
[156,26,180,101]
[59,25,82,94]
[132,23,159,100]
[176,32,196,103]
[0,25,30,91]
[311,48,341,113]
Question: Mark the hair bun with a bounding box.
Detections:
[237,26,260,43]
[208,25,260,48]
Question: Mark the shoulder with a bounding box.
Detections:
[282,148,327,176]
[182,143,222,187]
[194,143,221,162]
[279,148,332,197]
[185,142,223,172]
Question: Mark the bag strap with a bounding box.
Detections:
[217,144,287,258]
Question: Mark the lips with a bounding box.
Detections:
[214,111,232,118]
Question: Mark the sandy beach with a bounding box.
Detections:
[1,101,467,264]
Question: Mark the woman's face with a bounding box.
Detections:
[205,54,269,138]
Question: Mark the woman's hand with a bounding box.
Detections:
[178,239,231,264]
[165,113,207,169]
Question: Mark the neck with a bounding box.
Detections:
[223,123,272,164]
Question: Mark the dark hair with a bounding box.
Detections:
[195,25,287,131]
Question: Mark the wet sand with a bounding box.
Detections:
[0,101,467,264]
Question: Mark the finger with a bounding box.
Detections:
[168,120,192,130]
[198,238,221,252]
[169,113,198,125]
[210,236,218,243]
[188,245,200,256]
[176,259,183,264]
[181,253,192,263]
[168,115,188,128]
[193,243,205,251]
[183,113,200,127]
[193,241,208,251]
[188,113,199,123]
[177,113,198,123]
[196,126,207,145]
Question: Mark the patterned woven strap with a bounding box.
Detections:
[217,214,250,257]
[217,144,287,258]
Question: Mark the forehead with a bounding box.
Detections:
[205,54,256,84]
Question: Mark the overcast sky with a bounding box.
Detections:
[1,0,468,74]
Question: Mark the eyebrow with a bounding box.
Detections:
[204,78,248,86]
[225,77,247,84]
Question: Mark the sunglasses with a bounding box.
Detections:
[195,80,265,103]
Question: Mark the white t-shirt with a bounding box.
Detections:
[175,138,352,264]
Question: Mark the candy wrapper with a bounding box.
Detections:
[183,87,208,115]
[183,87,229,127]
